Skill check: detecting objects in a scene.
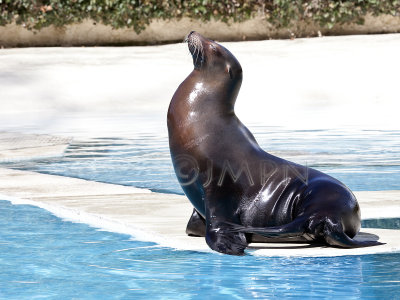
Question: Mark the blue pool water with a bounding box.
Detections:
[5,124,400,194]
[1,119,400,298]
[1,200,400,299]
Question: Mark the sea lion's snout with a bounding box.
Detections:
[184,31,199,43]
[183,31,195,43]
[185,31,205,69]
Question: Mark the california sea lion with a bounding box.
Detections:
[167,31,381,255]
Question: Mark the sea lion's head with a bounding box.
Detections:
[185,31,242,84]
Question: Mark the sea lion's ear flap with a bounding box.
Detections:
[228,66,233,79]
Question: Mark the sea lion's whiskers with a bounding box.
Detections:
[195,40,203,66]
[200,45,204,65]
[183,33,190,43]
[186,33,204,67]
[195,46,200,66]
[195,41,202,66]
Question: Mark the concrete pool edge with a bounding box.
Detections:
[0,167,399,257]
[0,193,187,251]
[1,194,398,258]
[0,131,72,162]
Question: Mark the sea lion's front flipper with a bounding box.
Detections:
[186,208,206,237]
[205,221,248,255]
[204,197,248,255]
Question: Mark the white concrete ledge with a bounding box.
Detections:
[1,34,398,130]
[0,167,399,257]
[251,228,400,257]
[0,132,72,162]
[1,14,400,47]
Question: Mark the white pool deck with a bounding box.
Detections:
[0,132,72,162]
[1,34,399,131]
[0,156,399,257]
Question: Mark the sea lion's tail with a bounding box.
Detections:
[224,216,383,248]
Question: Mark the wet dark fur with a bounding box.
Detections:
[167,32,382,255]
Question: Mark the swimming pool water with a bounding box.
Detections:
[1,200,400,299]
[5,123,400,194]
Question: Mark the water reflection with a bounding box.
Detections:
[2,124,399,193]
[1,201,400,299]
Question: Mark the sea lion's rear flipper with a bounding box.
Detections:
[223,217,306,238]
[323,220,384,248]
[225,217,383,248]
[186,208,206,237]
[223,216,307,239]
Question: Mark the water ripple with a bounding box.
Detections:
[3,124,399,193]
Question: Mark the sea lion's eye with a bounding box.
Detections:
[210,44,217,52]
[228,67,233,79]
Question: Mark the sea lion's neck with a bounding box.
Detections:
[169,71,240,118]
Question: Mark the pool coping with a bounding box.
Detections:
[1,167,399,257]
[0,132,72,162]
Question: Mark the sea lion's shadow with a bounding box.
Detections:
[247,243,322,250]
[247,232,380,250]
